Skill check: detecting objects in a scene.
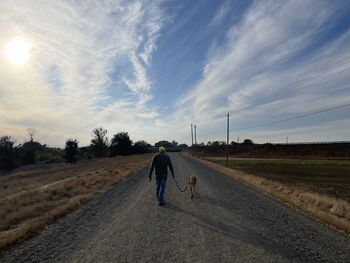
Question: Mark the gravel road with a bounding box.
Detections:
[1,153,349,262]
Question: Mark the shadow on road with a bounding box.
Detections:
[164,202,303,261]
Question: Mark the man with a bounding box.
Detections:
[148,146,175,206]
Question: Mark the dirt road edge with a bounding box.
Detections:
[0,155,152,250]
[184,154,350,234]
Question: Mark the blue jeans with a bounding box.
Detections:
[156,176,167,202]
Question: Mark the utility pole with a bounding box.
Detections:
[286,136,288,144]
[191,124,194,156]
[226,113,231,167]
[194,125,197,157]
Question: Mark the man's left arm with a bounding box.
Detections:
[168,156,175,178]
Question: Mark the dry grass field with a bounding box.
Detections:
[0,154,152,249]
[194,156,350,234]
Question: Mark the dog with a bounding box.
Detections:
[187,175,197,199]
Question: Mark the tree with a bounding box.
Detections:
[211,141,219,147]
[243,139,254,145]
[110,132,132,156]
[210,141,226,147]
[21,141,43,165]
[64,139,79,163]
[26,128,36,142]
[132,140,149,154]
[90,127,109,157]
[19,128,41,165]
[154,140,173,148]
[0,136,16,170]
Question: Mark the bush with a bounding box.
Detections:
[37,148,64,163]
[243,139,254,145]
[132,140,149,154]
[64,139,79,163]
[110,132,132,156]
[154,140,173,148]
[90,127,109,157]
[79,146,93,159]
[20,141,43,165]
[0,136,16,170]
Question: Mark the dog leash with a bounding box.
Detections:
[172,177,188,192]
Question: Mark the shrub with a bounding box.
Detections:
[20,141,44,165]
[110,132,132,156]
[90,127,109,157]
[37,147,64,163]
[64,139,79,163]
[132,140,149,154]
[243,139,254,145]
[154,140,173,148]
[0,136,16,170]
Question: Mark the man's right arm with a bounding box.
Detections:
[149,156,155,180]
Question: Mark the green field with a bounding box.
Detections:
[206,157,350,200]
[207,158,350,167]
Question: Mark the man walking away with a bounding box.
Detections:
[148,146,175,206]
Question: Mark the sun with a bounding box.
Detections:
[5,38,32,65]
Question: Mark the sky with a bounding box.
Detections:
[1,0,350,147]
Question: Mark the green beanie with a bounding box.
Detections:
[159,146,166,153]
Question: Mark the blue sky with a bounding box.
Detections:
[1,0,350,147]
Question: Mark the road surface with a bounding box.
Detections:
[1,153,349,262]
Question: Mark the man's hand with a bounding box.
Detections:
[148,175,152,182]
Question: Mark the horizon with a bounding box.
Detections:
[1,0,350,148]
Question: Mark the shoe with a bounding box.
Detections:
[159,201,164,206]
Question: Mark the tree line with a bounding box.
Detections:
[0,127,154,170]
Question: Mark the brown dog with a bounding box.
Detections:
[188,175,197,199]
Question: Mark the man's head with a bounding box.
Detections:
[159,146,166,153]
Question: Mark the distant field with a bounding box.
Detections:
[0,154,152,249]
[206,157,350,166]
[206,157,350,200]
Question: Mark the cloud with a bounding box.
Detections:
[0,0,167,146]
[173,0,350,143]
[210,0,232,27]
[123,52,151,93]
[1,0,350,147]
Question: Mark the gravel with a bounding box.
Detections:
[1,153,349,262]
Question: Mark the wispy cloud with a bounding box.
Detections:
[1,0,349,146]
[173,0,350,143]
[0,0,167,146]
[210,0,232,27]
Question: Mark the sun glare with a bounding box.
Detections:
[5,38,32,65]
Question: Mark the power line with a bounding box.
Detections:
[288,54,350,90]
[231,56,350,114]
[231,102,350,131]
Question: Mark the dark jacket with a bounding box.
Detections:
[149,153,174,177]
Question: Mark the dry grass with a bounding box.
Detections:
[0,154,152,249]
[191,155,350,234]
